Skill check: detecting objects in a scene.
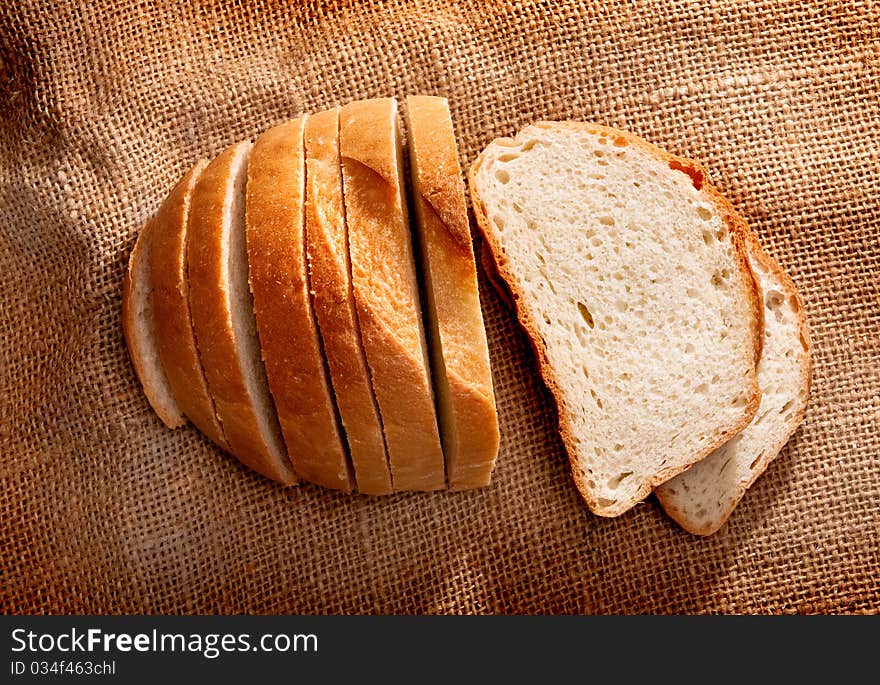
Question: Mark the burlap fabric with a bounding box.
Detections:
[1,0,878,615]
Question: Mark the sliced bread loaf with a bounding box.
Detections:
[149,159,229,447]
[122,218,186,429]
[469,122,762,516]
[404,95,499,490]
[305,108,393,495]
[656,234,811,535]
[246,117,352,491]
[186,141,297,485]
[340,97,445,491]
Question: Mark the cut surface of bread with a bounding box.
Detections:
[404,95,499,490]
[305,108,392,495]
[656,235,812,535]
[122,218,186,429]
[469,121,761,516]
[340,97,445,491]
[150,159,228,447]
[186,141,297,485]
[247,117,352,491]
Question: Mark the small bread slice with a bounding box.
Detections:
[404,95,499,490]
[340,97,445,491]
[122,218,186,429]
[246,117,353,491]
[149,160,228,448]
[186,141,297,485]
[469,122,761,516]
[305,108,393,495]
[656,235,812,535]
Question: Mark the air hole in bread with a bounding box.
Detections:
[606,470,632,491]
[615,300,627,312]
[697,206,713,221]
[613,135,628,147]
[686,287,699,299]
[695,383,708,394]
[594,149,604,158]
[493,215,505,231]
[702,229,715,245]
[590,236,602,247]
[520,139,538,152]
[779,399,794,415]
[596,497,617,508]
[598,215,615,226]
[512,201,524,214]
[498,153,520,163]
[685,342,695,353]
[495,169,511,184]
[577,301,594,328]
[765,290,784,311]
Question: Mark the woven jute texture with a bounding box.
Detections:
[2,0,878,615]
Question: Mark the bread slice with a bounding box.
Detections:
[149,159,228,448]
[656,234,812,535]
[186,141,297,485]
[469,121,762,516]
[122,218,186,429]
[404,95,499,490]
[305,108,393,495]
[339,97,445,491]
[246,117,352,491]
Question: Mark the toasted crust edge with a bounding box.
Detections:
[468,121,763,517]
[656,233,813,535]
[247,116,353,491]
[405,95,500,490]
[305,107,394,495]
[121,219,187,429]
[186,141,298,485]
[340,97,446,491]
[149,159,230,447]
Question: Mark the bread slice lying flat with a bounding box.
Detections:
[186,141,297,485]
[469,121,761,516]
[122,217,186,429]
[405,96,499,490]
[656,234,812,535]
[149,159,229,448]
[305,108,393,495]
[247,117,352,491]
[340,97,445,491]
